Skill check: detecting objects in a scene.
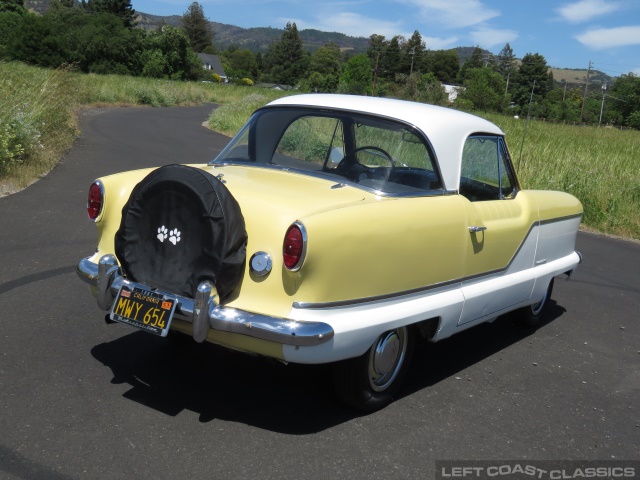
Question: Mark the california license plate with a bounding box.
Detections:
[110,283,177,337]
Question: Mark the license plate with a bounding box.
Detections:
[110,283,177,337]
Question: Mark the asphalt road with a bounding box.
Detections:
[1,105,638,480]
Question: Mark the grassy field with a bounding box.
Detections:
[1,61,639,240]
[484,112,640,239]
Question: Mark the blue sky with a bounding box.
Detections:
[131,0,640,76]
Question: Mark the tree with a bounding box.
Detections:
[511,52,553,109]
[300,42,341,92]
[495,42,516,81]
[0,10,24,58]
[141,25,201,80]
[181,1,213,53]
[395,72,447,105]
[84,0,136,27]
[50,0,76,9]
[609,73,640,128]
[223,48,258,80]
[401,30,425,75]
[458,67,507,112]
[338,53,372,95]
[457,46,484,82]
[0,0,25,14]
[263,22,307,85]
[380,35,401,79]
[426,49,459,84]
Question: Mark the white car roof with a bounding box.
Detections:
[267,94,504,191]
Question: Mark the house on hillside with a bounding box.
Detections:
[197,54,227,82]
[443,84,463,103]
[254,83,294,91]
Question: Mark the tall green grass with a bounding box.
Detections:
[207,91,290,136]
[483,112,640,239]
[210,101,640,239]
[0,62,78,188]
[2,61,639,240]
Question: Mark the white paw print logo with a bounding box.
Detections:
[169,228,181,245]
[157,225,168,242]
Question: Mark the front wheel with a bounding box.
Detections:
[333,326,414,412]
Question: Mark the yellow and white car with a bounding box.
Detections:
[77,94,583,411]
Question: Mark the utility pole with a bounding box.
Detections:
[372,52,380,97]
[409,48,415,76]
[504,71,510,97]
[599,82,607,126]
[563,80,567,102]
[580,60,592,123]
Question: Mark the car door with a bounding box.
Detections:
[457,135,538,325]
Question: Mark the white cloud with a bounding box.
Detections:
[396,0,500,29]
[423,36,459,50]
[469,27,518,48]
[575,25,640,49]
[288,13,406,38]
[556,0,620,24]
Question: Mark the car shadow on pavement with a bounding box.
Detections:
[401,300,566,399]
[91,329,352,433]
[90,301,565,433]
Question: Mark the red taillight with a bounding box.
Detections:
[283,223,306,270]
[87,181,103,221]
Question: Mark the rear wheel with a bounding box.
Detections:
[333,326,414,412]
[517,278,554,327]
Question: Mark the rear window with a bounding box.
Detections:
[213,107,443,196]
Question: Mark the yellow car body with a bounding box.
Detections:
[78,94,582,411]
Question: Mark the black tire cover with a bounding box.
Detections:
[114,164,247,301]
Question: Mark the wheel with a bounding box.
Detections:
[517,278,554,327]
[333,326,414,412]
[114,164,247,301]
[336,145,395,181]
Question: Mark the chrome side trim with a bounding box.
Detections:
[539,213,583,225]
[76,256,334,347]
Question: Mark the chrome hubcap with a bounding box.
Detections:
[368,327,407,392]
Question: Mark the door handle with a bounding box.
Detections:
[468,226,487,233]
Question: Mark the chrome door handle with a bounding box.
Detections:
[468,226,487,233]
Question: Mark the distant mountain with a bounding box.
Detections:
[549,67,613,89]
[136,12,370,53]
[23,1,617,84]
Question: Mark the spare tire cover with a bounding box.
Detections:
[114,164,247,301]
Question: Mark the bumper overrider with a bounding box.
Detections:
[76,254,334,347]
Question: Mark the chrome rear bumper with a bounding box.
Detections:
[77,255,334,347]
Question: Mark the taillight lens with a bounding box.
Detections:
[87,181,103,221]
[283,223,306,271]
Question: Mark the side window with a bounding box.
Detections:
[274,116,345,171]
[460,135,516,201]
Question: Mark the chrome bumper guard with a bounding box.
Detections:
[77,255,334,347]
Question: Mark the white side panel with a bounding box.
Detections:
[536,217,582,265]
[457,224,538,326]
[284,287,464,364]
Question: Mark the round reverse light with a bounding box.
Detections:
[283,222,307,271]
[87,181,104,221]
[250,251,272,277]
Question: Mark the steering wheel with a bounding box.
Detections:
[336,145,395,181]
